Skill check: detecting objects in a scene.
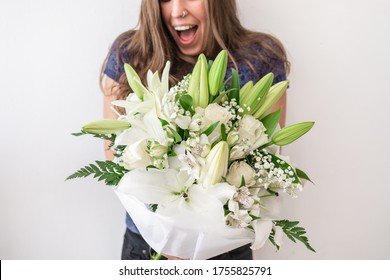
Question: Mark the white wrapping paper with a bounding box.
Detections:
[114,190,255,260]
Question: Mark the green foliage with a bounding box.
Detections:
[296,168,314,184]
[269,220,316,252]
[66,160,128,186]
[260,108,281,136]
[179,94,194,114]
[167,126,182,143]
[71,130,116,142]
[220,124,227,141]
[202,121,220,136]
[268,153,301,184]
[228,68,240,103]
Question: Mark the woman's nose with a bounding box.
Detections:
[170,0,186,18]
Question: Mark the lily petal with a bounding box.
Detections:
[250,220,273,250]
[117,169,192,204]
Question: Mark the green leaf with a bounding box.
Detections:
[296,168,314,184]
[240,176,246,187]
[268,229,280,251]
[260,108,281,136]
[179,94,194,112]
[146,165,159,171]
[274,220,316,252]
[167,126,182,143]
[221,124,227,141]
[211,91,227,104]
[66,160,128,186]
[202,121,220,136]
[159,118,169,127]
[228,68,240,103]
[71,131,87,136]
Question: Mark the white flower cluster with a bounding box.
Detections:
[250,149,303,197]
[161,75,192,130]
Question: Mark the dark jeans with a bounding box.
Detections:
[121,228,253,260]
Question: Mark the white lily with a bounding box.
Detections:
[250,220,273,250]
[249,189,282,250]
[115,110,169,147]
[117,169,235,229]
[121,139,152,170]
[112,92,154,117]
[145,61,171,119]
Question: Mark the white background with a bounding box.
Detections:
[0,0,389,260]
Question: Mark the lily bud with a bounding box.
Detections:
[199,141,229,186]
[272,122,315,146]
[240,73,274,114]
[82,119,131,134]
[124,64,145,100]
[253,81,289,119]
[239,81,253,103]
[187,58,201,108]
[198,54,209,108]
[208,50,228,96]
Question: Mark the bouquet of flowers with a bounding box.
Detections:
[68,50,315,259]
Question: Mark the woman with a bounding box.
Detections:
[101,0,289,260]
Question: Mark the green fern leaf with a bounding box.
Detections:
[66,161,128,186]
[273,220,316,252]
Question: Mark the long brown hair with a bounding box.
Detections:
[101,0,290,101]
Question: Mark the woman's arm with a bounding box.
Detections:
[270,92,287,128]
[102,76,119,161]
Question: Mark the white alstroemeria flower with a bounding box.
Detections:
[238,115,268,151]
[121,139,152,170]
[186,134,210,158]
[234,187,255,208]
[174,113,192,129]
[178,150,201,180]
[226,161,256,188]
[225,200,252,228]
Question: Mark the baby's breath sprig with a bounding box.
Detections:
[247,149,302,197]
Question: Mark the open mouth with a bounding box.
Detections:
[174,25,198,43]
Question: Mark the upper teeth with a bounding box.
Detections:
[174,25,194,31]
